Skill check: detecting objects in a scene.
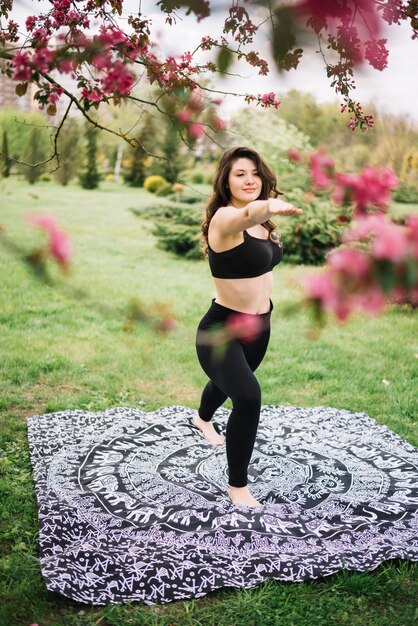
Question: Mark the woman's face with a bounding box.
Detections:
[227,158,262,208]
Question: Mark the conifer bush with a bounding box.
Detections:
[278,191,343,265]
[393,185,418,204]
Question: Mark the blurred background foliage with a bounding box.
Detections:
[1,90,417,265]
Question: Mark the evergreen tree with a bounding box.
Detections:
[79,123,100,189]
[22,126,47,184]
[159,122,183,183]
[124,139,146,187]
[54,123,81,186]
[124,112,159,187]
[1,130,10,178]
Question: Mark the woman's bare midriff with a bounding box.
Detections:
[213,271,273,314]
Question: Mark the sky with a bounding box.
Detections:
[10,0,418,122]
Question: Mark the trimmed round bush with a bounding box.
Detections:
[278,190,344,265]
[144,175,167,194]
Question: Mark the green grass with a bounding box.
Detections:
[0,177,417,626]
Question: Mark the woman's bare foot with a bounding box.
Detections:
[228,485,262,507]
[192,414,225,446]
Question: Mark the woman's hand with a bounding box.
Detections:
[268,198,303,216]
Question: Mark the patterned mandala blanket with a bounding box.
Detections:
[27,405,418,605]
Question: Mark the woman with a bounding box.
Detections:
[194,146,303,507]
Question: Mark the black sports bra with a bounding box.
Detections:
[208,230,283,279]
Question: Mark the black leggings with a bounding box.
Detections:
[195,299,272,487]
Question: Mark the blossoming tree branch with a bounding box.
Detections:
[0,0,417,328]
[299,149,418,322]
[1,0,417,151]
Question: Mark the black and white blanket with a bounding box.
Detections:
[27,405,418,605]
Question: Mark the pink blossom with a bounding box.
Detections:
[33,48,54,73]
[305,271,339,310]
[342,215,386,244]
[53,0,71,10]
[12,51,32,82]
[355,287,386,315]
[297,0,382,39]
[334,298,354,322]
[101,61,134,95]
[288,148,302,163]
[371,222,408,263]
[226,313,262,343]
[156,317,176,333]
[81,87,102,103]
[93,53,111,71]
[327,247,371,279]
[333,166,398,215]
[188,122,204,138]
[25,15,38,31]
[213,117,226,130]
[261,92,280,108]
[49,228,72,267]
[27,213,72,268]
[365,39,389,71]
[309,150,335,189]
[31,27,49,48]
[57,58,75,74]
[96,25,127,46]
[176,109,191,124]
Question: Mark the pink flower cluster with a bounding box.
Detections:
[245,92,280,109]
[305,215,418,321]
[309,150,335,189]
[27,213,73,269]
[226,313,263,343]
[333,166,398,216]
[100,61,134,95]
[303,147,398,216]
[81,87,102,103]
[12,51,32,81]
[174,92,225,140]
[244,51,269,76]
[365,38,389,71]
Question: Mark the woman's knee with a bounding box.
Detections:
[231,381,261,412]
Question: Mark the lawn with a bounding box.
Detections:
[0,178,417,626]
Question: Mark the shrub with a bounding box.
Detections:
[155,182,174,197]
[153,221,203,259]
[190,172,204,184]
[180,165,216,186]
[278,190,343,265]
[393,184,418,204]
[144,175,167,194]
[134,201,204,259]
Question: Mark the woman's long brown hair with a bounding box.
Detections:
[201,146,282,255]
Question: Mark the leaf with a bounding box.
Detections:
[15,82,28,97]
[217,46,232,74]
[46,104,57,116]
[271,7,297,71]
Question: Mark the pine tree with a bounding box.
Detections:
[79,123,100,189]
[54,123,81,186]
[160,123,183,183]
[124,140,146,187]
[1,130,10,178]
[23,126,46,184]
[124,112,158,187]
